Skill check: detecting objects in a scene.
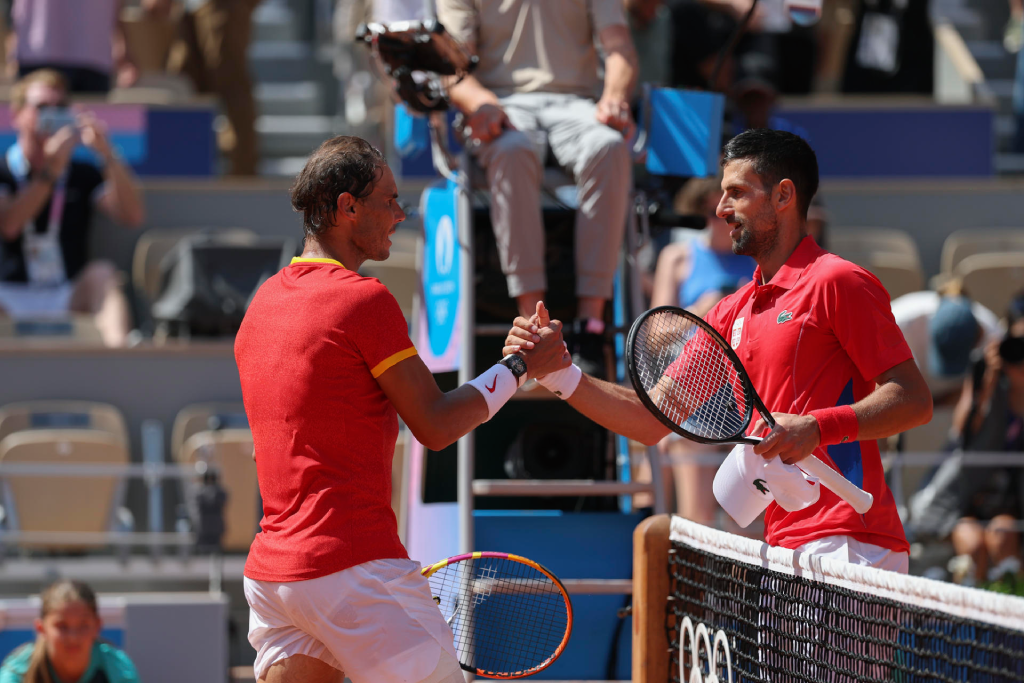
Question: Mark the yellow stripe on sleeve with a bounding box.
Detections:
[370,346,418,378]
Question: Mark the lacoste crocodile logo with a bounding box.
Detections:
[777,310,794,324]
[753,479,769,495]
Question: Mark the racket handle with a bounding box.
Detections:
[798,456,874,514]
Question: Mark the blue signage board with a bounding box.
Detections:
[418,179,462,371]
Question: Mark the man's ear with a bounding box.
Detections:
[776,179,797,213]
[336,192,357,219]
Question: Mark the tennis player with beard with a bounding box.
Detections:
[235,136,569,683]
[506,129,932,572]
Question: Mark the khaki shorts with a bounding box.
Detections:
[244,559,459,682]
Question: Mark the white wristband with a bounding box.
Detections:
[466,363,518,421]
[536,363,582,399]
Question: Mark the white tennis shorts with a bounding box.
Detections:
[244,559,461,682]
[795,535,909,574]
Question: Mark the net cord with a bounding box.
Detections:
[669,516,1024,631]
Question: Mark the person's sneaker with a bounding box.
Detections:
[568,318,607,380]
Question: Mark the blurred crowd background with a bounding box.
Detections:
[0,0,1017,679]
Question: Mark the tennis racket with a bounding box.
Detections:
[422,551,572,679]
[626,305,873,514]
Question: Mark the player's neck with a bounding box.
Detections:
[755,225,807,284]
[300,236,362,271]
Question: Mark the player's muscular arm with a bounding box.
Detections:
[752,359,933,463]
[378,325,569,451]
[566,375,674,446]
[847,358,933,440]
[504,310,671,446]
[377,357,489,451]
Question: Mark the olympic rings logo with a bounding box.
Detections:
[679,617,733,683]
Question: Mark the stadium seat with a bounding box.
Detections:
[0,429,128,548]
[940,228,1024,275]
[956,252,1024,317]
[0,401,128,447]
[171,402,248,463]
[828,228,925,298]
[861,253,926,300]
[830,227,922,263]
[0,314,105,345]
[893,405,956,505]
[179,429,258,552]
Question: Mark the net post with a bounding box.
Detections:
[633,514,671,683]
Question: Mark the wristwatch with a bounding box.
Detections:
[499,354,528,387]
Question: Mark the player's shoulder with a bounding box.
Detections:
[285,262,392,297]
[810,250,887,292]
[339,271,398,307]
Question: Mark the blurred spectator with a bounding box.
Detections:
[667,0,817,95]
[0,580,140,683]
[145,0,261,176]
[0,70,144,346]
[650,177,755,525]
[626,0,673,87]
[944,293,1024,585]
[437,0,638,378]
[6,0,137,93]
[842,0,933,94]
[650,177,755,315]
[892,282,1003,404]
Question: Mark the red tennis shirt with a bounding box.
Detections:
[703,236,913,553]
[235,257,416,582]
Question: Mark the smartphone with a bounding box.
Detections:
[36,107,77,135]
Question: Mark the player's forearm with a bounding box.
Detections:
[409,385,489,451]
[567,375,671,446]
[850,369,933,441]
[447,75,500,114]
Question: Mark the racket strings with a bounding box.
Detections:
[427,557,569,676]
[634,311,749,440]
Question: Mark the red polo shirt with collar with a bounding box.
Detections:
[236,257,417,581]
[703,236,912,553]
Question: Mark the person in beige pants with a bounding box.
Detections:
[145,0,260,176]
[437,0,638,378]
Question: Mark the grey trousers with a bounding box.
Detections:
[472,92,632,300]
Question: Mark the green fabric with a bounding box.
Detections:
[0,642,139,683]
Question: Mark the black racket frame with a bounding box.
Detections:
[625,305,777,446]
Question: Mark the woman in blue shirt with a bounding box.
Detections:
[0,580,139,683]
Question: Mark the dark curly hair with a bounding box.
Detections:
[722,129,819,219]
[290,136,387,238]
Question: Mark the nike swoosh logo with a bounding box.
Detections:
[485,377,498,393]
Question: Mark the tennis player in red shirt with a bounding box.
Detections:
[235,136,569,683]
[505,129,933,573]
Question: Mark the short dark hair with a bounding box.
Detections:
[290,136,387,237]
[721,129,819,218]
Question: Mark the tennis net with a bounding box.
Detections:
[667,516,1024,683]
